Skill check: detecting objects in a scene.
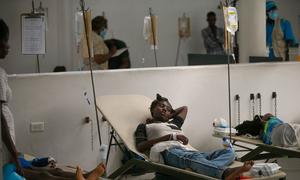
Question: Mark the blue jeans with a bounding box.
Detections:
[162,147,235,179]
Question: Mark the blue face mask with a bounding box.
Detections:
[268,11,279,20]
[99,29,107,39]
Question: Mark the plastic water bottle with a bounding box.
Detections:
[222,137,233,149]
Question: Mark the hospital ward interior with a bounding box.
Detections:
[1,0,300,179]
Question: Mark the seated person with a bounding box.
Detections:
[21,163,105,180]
[260,113,299,147]
[104,39,131,69]
[135,94,254,179]
[2,110,105,180]
[0,18,104,180]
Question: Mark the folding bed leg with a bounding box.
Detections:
[107,159,136,179]
[105,130,114,166]
[240,146,264,162]
[112,133,126,154]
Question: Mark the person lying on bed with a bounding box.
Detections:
[260,113,299,147]
[135,94,254,180]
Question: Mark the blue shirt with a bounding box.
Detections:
[266,19,298,58]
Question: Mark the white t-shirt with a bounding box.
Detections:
[0,67,15,165]
[145,121,192,162]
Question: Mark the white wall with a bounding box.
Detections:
[83,0,224,68]
[7,62,300,178]
[1,0,299,74]
[238,0,267,63]
[0,0,74,74]
[0,0,224,73]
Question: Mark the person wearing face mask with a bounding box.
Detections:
[82,16,110,70]
[266,1,298,61]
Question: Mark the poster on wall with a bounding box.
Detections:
[21,14,46,55]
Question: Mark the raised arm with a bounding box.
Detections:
[170,106,188,121]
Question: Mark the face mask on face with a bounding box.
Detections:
[99,29,107,39]
[268,11,279,20]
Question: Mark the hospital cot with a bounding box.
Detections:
[96,95,286,180]
[213,134,300,162]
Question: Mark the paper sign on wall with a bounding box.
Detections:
[21,14,46,55]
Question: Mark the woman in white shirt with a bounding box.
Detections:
[0,19,106,180]
[0,19,23,175]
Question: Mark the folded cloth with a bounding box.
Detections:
[31,157,56,168]
[250,163,281,177]
[214,127,237,136]
[213,118,228,128]
[18,157,32,168]
[289,123,300,149]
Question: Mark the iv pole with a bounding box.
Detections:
[222,0,236,142]
[80,0,102,146]
[175,37,182,66]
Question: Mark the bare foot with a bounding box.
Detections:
[76,166,85,180]
[240,161,254,173]
[86,163,105,180]
[96,163,105,175]
[224,161,254,180]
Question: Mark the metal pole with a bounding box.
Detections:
[36,55,40,73]
[149,8,158,67]
[227,39,232,141]
[175,37,181,66]
[80,0,102,146]
[0,102,2,180]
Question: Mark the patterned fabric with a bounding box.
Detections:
[271,123,297,147]
[267,18,298,59]
[262,117,283,145]
[201,26,225,55]
[0,66,15,165]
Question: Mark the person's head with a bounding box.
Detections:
[262,113,274,122]
[0,19,10,59]
[266,1,279,20]
[260,113,274,127]
[206,11,216,27]
[92,16,108,38]
[150,94,173,122]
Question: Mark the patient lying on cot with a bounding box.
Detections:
[135,94,254,180]
[260,113,300,148]
[16,162,105,180]
[235,113,300,148]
